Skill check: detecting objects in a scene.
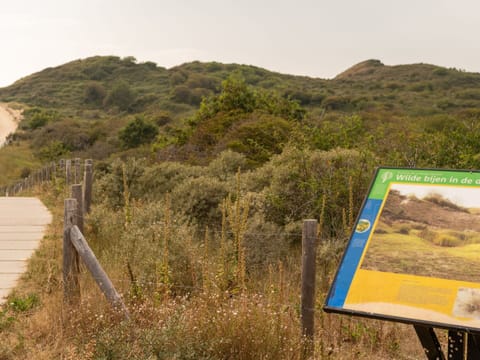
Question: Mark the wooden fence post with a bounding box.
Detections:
[71,184,84,234]
[52,161,56,181]
[64,198,80,302]
[74,158,81,184]
[301,219,318,357]
[70,226,130,320]
[84,159,93,214]
[44,166,49,182]
[59,159,65,178]
[65,159,72,186]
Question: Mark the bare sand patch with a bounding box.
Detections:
[0,103,22,146]
[345,302,480,329]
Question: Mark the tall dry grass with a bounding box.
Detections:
[0,179,427,360]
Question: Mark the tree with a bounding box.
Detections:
[194,75,304,124]
[194,75,256,123]
[119,116,158,149]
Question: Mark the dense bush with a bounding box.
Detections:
[32,119,97,154]
[138,161,202,199]
[21,107,60,130]
[322,95,352,110]
[95,158,147,208]
[170,85,196,105]
[262,146,375,237]
[171,176,229,228]
[222,114,293,166]
[206,150,247,181]
[83,82,106,106]
[103,81,136,111]
[118,116,158,149]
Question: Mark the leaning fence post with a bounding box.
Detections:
[70,226,130,320]
[301,219,318,357]
[71,184,84,234]
[84,159,93,214]
[64,198,80,302]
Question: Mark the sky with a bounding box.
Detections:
[392,184,480,209]
[1,0,480,87]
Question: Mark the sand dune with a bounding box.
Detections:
[0,103,21,147]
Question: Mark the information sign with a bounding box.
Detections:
[325,168,480,331]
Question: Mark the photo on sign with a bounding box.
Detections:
[360,183,480,283]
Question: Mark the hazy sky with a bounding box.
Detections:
[392,184,480,209]
[1,0,479,87]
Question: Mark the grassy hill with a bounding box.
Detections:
[1,55,480,173]
[0,56,479,358]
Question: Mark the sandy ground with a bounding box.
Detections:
[0,103,21,146]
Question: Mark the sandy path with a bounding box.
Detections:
[0,103,22,146]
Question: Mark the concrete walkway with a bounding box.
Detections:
[0,197,52,303]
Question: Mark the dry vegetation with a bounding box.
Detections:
[0,167,428,359]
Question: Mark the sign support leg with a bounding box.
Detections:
[414,325,445,360]
[466,333,480,359]
[448,330,465,360]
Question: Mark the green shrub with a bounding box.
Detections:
[95,158,146,208]
[223,114,293,166]
[263,146,374,237]
[103,81,136,111]
[171,176,229,227]
[186,73,219,90]
[32,119,97,153]
[152,111,173,126]
[37,140,70,161]
[309,114,365,151]
[456,89,480,100]
[322,95,352,110]
[83,81,106,106]
[118,116,158,149]
[22,107,59,130]
[8,293,40,312]
[433,68,449,76]
[138,161,202,200]
[88,200,199,293]
[171,85,196,105]
[206,150,247,181]
[169,70,188,86]
[28,113,49,129]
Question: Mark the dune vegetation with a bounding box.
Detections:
[1,56,480,358]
